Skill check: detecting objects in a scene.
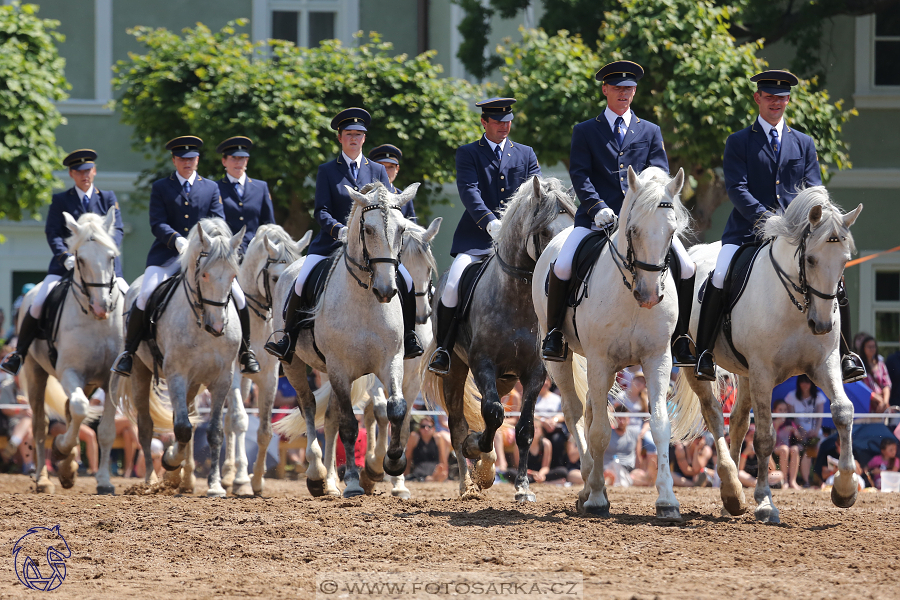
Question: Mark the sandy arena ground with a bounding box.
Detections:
[0,472,897,599]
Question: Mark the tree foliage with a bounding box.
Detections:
[498,0,856,238]
[112,21,481,236]
[0,2,68,221]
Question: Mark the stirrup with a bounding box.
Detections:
[541,329,568,362]
[427,348,451,376]
[694,349,716,382]
[671,334,697,368]
[264,331,291,359]
[111,351,134,377]
[841,352,866,384]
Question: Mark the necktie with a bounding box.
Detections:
[235,181,243,198]
[615,116,625,147]
[82,191,90,213]
[349,161,358,180]
[495,145,502,163]
[183,180,191,196]
[770,129,780,156]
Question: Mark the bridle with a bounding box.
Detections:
[605,200,674,292]
[344,202,404,291]
[495,201,570,284]
[245,255,286,320]
[769,226,841,313]
[182,249,234,336]
[70,242,118,317]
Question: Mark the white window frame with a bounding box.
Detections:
[251,0,359,47]
[858,250,900,354]
[854,14,900,109]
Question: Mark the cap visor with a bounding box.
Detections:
[70,163,95,171]
[604,78,637,87]
[173,151,200,158]
[486,113,514,122]
[228,150,250,157]
[758,86,791,96]
[341,124,367,132]
[375,157,399,165]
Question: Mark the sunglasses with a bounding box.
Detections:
[420,424,433,430]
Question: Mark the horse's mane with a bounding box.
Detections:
[250,224,305,264]
[68,213,119,255]
[180,218,240,275]
[496,176,577,250]
[762,186,856,253]
[624,166,692,239]
[401,221,437,276]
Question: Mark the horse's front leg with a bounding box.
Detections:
[284,359,327,497]
[95,382,118,494]
[162,375,192,472]
[382,355,409,478]
[582,365,615,517]
[252,369,276,495]
[514,363,546,503]
[328,370,364,498]
[813,356,859,508]
[748,370,780,524]
[219,369,240,490]
[205,374,233,498]
[441,361,476,498]
[25,362,54,493]
[228,375,253,497]
[644,354,682,522]
[54,368,91,489]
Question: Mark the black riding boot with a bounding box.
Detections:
[671,274,697,367]
[694,282,725,382]
[264,287,304,362]
[0,312,40,376]
[541,267,571,362]
[111,307,146,377]
[237,305,261,374]
[400,279,424,359]
[427,301,459,376]
[837,280,866,383]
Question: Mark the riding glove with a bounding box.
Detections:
[64,255,75,270]
[175,237,188,254]
[486,219,502,240]
[594,207,616,228]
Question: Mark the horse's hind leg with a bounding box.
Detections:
[206,374,233,498]
[95,381,118,494]
[252,370,277,495]
[443,362,476,498]
[55,368,90,489]
[582,366,615,517]
[748,371,780,524]
[360,392,387,495]
[219,372,239,490]
[548,357,591,509]
[25,362,54,493]
[812,357,859,508]
[131,362,157,484]
[227,375,253,497]
[513,363,546,503]
[643,354,682,522]
[466,361,502,491]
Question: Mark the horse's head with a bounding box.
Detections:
[345,182,418,303]
[497,175,576,264]
[764,188,862,335]
[242,225,309,314]
[64,209,120,319]
[619,166,689,308]
[182,219,242,336]
[400,217,441,323]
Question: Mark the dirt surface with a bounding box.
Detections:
[0,472,897,599]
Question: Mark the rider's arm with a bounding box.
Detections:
[801,135,823,188]
[45,197,72,266]
[526,146,542,178]
[313,164,345,241]
[260,182,276,226]
[149,181,180,249]
[646,124,669,172]
[106,191,125,249]
[456,145,497,229]
[569,122,608,218]
[723,133,770,225]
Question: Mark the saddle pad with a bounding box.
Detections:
[724,241,766,313]
[143,272,183,337]
[457,255,491,322]
[283,256,335,325]
[37,273,74,340]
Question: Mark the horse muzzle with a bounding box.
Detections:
[633,288,662,309]
[373,287,398,304]
[205,321,227,337]
[90,304,110,320]
[807,318,833,336]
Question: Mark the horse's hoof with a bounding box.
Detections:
[754,505,781,524]
[59,474,76,489]
[831,485,858,509]
[575,497,584,514]
[720,507,735,518]
[383,455,407,477]
[515,491,536,503]
[342,482,364,498]
[36,481,56,494]
[307,478,326,497]
[461,434,483,460]
[96,484,115,496]
[656,505,683,523]
[360,471,378,495]
[583,504,610,518]
[364,463,385,483]
[50,437,69,462]
[161,457,182,472]
[391,488,411,500]
[232,482,254,498]
[722,496,747,517]
[207,486,227,498]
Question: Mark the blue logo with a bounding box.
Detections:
[12,525,71,591]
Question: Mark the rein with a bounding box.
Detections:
[769,227,839,313]
[604,200,674,292]
[245,255,282,320]
[182,250,234,335]
[343,202,404,291]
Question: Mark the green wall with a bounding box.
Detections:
[360,0,418,58]
[41,0,95,99]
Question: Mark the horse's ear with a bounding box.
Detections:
[843,203,863,228]
[103,207,117,236]
[396,182,421,207]
[63,211,79,235]
[230,226,246,251]
[296,230,312,253]
[345,185,370,207]
[263,235,281,259]
[197,223,207,248]
[627,165,639,192]
[532,175,542,200]
[808,204,823,227]
[424,217,442,243]
[666,168,685,198]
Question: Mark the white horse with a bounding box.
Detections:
[18,210,123,494]
[273,182,417,498]
[275,216,441,498]
[218,225,311,497]
[669,188,863,523]
[533,166,693,520]
[119,218,244,496]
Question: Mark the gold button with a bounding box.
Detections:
[776,180,780,184]
[500,175,504,180]
[500,188,505,192]
[620,164,624,168]
[239,202,243,206]
[184,214,189,218]
[776,194,780,198]
[184,202,188,206]
[619,152,624,156]
[239,217,244,220]
[620,177,624,181]
[184,228,189,232]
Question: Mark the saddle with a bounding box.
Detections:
[36,272,75,367]
[131,272,183,372]
[456,255,492,322]
[698,240,768,368]
[282,256,335,364]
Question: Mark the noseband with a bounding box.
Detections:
[182,249,234,335]
[769,226,841,313]
[606,200,673,292]
[344,202,404,291]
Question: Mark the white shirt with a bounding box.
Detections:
[757,115,785,141]
[483,136,507,155]
[226,173,247,187]
[175,171,198,187]
[74,185,94,204]
[342,152,363,172]
[604,107,632,131]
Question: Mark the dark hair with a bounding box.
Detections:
[859,335,879,368]
[881,438,898,451]
[795,374,818,400]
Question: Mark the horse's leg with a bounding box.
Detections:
[389,388,414,499]
[462,360,501,491]
[547,357,590,507]
[320,389,343,497]
[162,375,192,472]
[748,371,780,523]
[513,364,545,503]
[95,382,117,494]
[25,362,54,493]
[360,390,387,495]
[252,370,276,495]
[131,363,157,485]
[54,368,91,489]
[582,366,615,517]
[685,373,746,516]
[219,370,240,490]
[812,357,859,508]
[643,354,681,522]
[328,370,364,498]
[206,374,232,498]
[382,354,409,479]
[228,376,253,497]
[181,432,196,494]
[728,376,752,473]
[284,360,326,497]
[443,361,476,498]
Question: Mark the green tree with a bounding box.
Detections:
[0,2,68,221]
[498,0,856,238]
[112,21,481,237]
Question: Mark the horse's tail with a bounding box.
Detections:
[668,368,713,442]
[113,375,198,432]
[421,336,487,430]
[274,374,377,440]
[43,376,68,420]
[570,352,617,427]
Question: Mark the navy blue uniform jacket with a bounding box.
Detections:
[451,136,541,256]
[147,173,224,267]
[46,187,124,277]
[569,110,668,228]
[217,176,276,254]
[308,155,391,256]
[722,119,821,246]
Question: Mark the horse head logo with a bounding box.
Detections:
[12,525,71,591]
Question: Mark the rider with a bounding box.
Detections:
[112,136,261,377]
[368,143,417,222]
[427,97,542,376]
[1,149,126,376]
[541,61,697,365]
[264,108,424,361]
[215,136,275,257]
[693,70,865,383]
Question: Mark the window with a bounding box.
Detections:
[860,254,900,357]
[875,5,900,86]
[854,13,900,108]
[269,1,338,47]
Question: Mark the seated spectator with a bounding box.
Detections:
[603,405,654,487]
[737,424,785,488]
[404,416,448,482]
[858,334,892,414]
[885,340,900,409]
[865,438,899,489]
[522,420,553,483]
[534,377,562,418]
[0,363,34,474]
[671,436,714,487]
[783,374,824,477]
[89,388,142,478]
[773,399,804,489]
[564,436,583,485]
[493,384,522,478]
[615,373,659,474]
